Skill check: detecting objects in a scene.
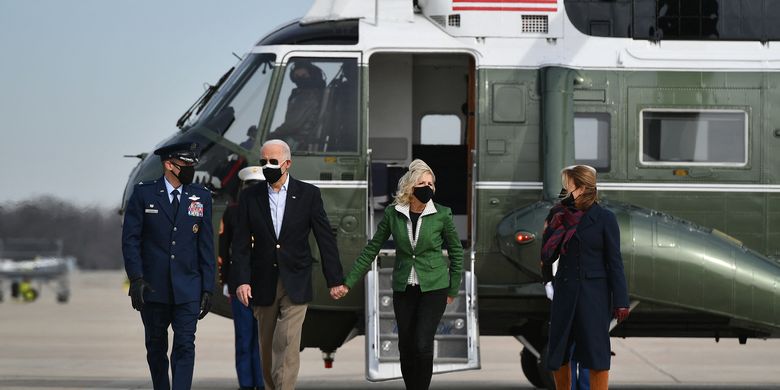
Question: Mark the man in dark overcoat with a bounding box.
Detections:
[232,139,344,390]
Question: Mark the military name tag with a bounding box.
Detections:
[145,209,159,214]
[188,201,204,217]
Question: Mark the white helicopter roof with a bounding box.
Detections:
[302,0,414,24]
[263,0,780,72]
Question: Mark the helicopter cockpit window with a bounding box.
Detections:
[183,53,276,135]
[268,57,359,154]
[640,109,747,166]
[179,54,276,202]
[574,113,610,171]
[213,55,276,149]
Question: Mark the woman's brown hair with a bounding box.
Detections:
[561,165,598,210]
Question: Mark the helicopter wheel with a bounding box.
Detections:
[521,347,545,388]
[57,292,70,303]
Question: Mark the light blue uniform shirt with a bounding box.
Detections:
[163,177,182,203]
[268,174,289,238]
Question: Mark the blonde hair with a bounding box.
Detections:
[561,165,598,210]
[393,159,436,206]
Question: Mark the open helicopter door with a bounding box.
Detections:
[364,52,480,381]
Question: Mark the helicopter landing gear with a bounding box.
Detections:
[321,348,336,368]
[516,335,555,389]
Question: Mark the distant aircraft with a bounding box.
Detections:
[121,0,780,388]
[0,238,74,303]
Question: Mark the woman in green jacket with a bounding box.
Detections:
[336,159,463,390]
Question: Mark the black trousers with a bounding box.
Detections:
[140,301,199,390]
[393,285,448,390]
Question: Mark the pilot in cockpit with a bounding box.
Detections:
[271,61,325,148]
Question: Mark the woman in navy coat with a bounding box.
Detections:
[541,165,630,390]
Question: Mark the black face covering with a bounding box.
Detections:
[263,166,284,185]
[172,163,195,185]
[413,186,434,204]
[561,192,575,207]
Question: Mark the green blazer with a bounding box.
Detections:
[344,201,464,297]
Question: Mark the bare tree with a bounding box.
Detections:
[0,196,122,270]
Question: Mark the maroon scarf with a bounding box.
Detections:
[541,203,584,265]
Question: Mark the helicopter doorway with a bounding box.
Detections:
[367,52,473,244]
[365,52,479,381]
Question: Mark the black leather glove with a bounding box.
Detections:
[198,291,212,320]
[129,278,154,311]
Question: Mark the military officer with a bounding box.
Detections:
[122,142,216,390]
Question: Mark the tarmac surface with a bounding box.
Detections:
[0,271,778,390]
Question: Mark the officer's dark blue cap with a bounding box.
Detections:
[154,142,200,163]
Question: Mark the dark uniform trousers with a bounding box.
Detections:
[141,301,200,390]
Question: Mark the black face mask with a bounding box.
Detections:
[263,166,284,185]
[172,163,195,185]
[561,192,575,207]
[413,186,434,204]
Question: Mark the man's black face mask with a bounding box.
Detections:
[172,162,195,185]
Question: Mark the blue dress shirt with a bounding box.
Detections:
[164,177,182,203]
[268,174,289,238]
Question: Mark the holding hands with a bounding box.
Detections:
[330,285,349,300]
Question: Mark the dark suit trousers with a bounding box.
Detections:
[393,285,447,390]
[141,301,199,390]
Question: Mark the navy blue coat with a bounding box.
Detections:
[545,203,629,371]
[122,177,216,304]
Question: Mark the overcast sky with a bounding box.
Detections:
[0,0,314,210]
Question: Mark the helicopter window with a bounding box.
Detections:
[566,0,780,41]
[268,57,359,154]
[217,56,276,149]
[420,115,461,145]
[574,113,610,171]
[186,53,276,133]
[640,110,747,166]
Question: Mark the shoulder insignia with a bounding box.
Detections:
[136,180,157,187]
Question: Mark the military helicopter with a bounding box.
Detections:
[121,0,780,388]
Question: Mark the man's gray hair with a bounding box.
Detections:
[262,139,292,161]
